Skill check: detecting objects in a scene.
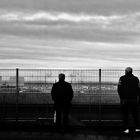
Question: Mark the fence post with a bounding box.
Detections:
[99,69,102,124]
[16,68,19,123]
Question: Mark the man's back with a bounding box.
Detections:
[51,81,73,103]
[118,74,139,100]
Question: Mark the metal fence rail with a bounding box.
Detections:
[0,68,140,124]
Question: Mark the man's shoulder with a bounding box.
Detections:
[64,81,71,86]
[53,81,71,85]
[120,74,139,82]
[120,74,138,78]
[53,82,59,86]
[129,74,139,81]
[133,75,139,79]
[133,75,139,82]
[120,75,125,80]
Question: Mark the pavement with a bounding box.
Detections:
[0,121,140,140]
[0,128,139,140]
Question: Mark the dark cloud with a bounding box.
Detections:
[45,0,140,15]
[46,26,139,44]
[0,9,140,44]
[0,0,140,15]
[0,21,139,44]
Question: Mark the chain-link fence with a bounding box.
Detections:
[0,69,140,125]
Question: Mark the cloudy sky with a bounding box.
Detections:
[0,0,140,69]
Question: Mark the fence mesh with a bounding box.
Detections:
[0,69,140,122]
[1,69,140,104]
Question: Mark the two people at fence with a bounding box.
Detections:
[51,67,140,133]
[118,67,140,133]
[51,73,73,130]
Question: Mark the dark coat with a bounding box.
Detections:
[118,74,140,101]
[51,81,73,110]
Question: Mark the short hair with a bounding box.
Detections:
[58,73,65,80]
[125,67,133,75]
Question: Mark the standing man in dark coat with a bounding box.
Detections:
[51,73,73,129]
[118,67,140,133]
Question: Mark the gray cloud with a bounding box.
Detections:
[0,10,140,44]
[1,10,140,31]
[0,36,139,62]
[0,34,140,68]
[0,0,140,68]
[0,0,140,15]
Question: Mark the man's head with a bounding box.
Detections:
[58,73,65,81]
[125,67,133,75]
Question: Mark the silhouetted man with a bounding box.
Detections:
[118,67,140,133]
[51,73,73,129]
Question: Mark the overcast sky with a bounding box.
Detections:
[0,0,140,69]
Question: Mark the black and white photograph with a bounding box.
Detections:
[0,0,140,139]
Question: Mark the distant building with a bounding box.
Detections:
[8,76,24,86]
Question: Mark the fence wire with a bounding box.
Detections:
[0,69,140,123]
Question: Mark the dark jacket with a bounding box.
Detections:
[51,81,73,108]
[118,74,140,101]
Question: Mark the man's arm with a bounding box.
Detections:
[70,84,74,101]
[51,84,56,101]
[117,77,123,100]
[137,78,140,104]
[67,83,73,101]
